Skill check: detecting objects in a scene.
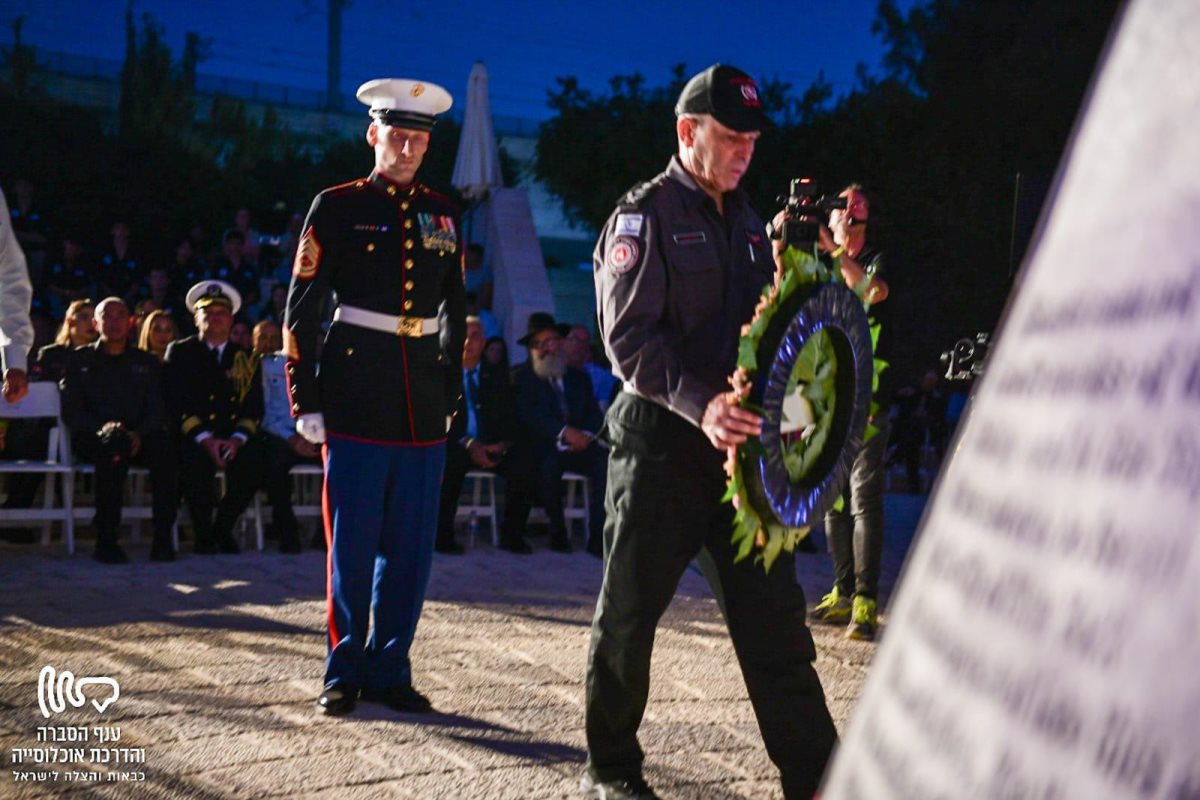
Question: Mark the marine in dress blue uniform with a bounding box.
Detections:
[285,77,465,717]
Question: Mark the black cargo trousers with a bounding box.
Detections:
[584,391,838,798]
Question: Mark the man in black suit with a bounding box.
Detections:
[164,280,266,555]
[437,316,535,555]
[512,312,607,554]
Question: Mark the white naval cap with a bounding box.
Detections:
[355,78,453,132]
[185,279,242,315]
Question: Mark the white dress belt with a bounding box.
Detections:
[332,304,439,337]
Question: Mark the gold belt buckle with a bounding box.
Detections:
[395,315,423,337]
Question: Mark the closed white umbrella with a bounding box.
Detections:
[452,61,503,201]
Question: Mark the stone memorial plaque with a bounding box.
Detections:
[820,1,1200,798]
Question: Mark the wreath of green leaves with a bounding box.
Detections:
[723,245,887,572]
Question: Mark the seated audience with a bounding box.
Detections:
[62,298,177,563]
[31,298,96,383]
[562,323,619,413]
[438,317,535,555]
[464,291,501,340]
[138,308,178,362]
[258,282,288,324]
[512,313,607,555]
[97,220,143,303]
[45,234,93,320]
[210,228,260,309]
[170,235,207,288]
[255,320,314,554]
[164,280,265,555]
[133,265,190,328]
[230,315,253,351]
[484,336,509,371]
[464,244,493,309]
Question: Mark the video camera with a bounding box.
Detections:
[941,333,990,381]
[771,178,847,251]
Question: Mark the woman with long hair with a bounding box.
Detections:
[32,298,97,382]
[138,309,178,362]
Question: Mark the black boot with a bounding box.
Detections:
[278,527,302,554]
[93,529,128,564]
[150,529,176,562]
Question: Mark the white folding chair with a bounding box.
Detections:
[289,462,325,525]
[562,471,590,540]
[0,383,76,554]
[456,470,499,547]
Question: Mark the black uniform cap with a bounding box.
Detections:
[675,64,776,133]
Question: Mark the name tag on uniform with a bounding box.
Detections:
[615,213,643,236]
[672,231,707,246]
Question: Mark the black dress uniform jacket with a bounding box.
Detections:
[163,336,263,442]
[594,157,775,426]
[61,342,166,436]
[285,172,466,444]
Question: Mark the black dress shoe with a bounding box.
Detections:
[0,528,37,544]
[216,534,240,555]
[549,537,573,553]
[361,685,433,714]
[580,772,660,799]
[586,538,604,558]
[193,538,218,555]
[310,531,327,551]
[279,534,302,554]
[498,537,533,555]
[149,543,176,562]
[435,539,465,555]
[93,542,129,564]
[317,685,358,716]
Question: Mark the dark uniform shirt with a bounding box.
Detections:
[593,156,775,426]
[163,336,263,442]
[31,342,77,384]
[209,258,260,305]
[285,171,466,444]
[47,259,93,297]
[61,342,166,437]
[98,249,143,301]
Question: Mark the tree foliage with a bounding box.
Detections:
[0,10,469,263]
[534,0,1122,383]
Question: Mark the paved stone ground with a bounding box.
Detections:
[0,495,927,799]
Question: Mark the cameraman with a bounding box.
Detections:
[62,297,177,563]
[808,184,891,640]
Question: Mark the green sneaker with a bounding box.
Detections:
[846,595,878,641]
[809,587,852,625]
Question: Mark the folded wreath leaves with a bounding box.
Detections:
[722,245,887,572]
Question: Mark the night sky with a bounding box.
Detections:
[9,0,904,121]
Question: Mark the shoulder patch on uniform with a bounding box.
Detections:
[615,213,643,236]
[294,226,322,280]
[606,236,640,276]
[621,177,665,208]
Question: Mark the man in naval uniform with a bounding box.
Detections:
[164,280,266,556]
[285,77,466,717]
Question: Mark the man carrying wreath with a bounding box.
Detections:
[586,64,837,800]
